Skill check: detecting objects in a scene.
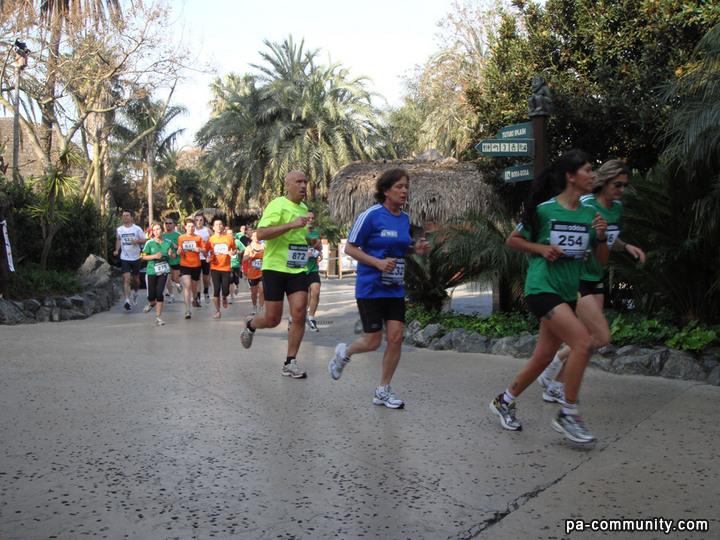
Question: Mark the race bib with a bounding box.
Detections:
[182,240,196,251]
[214,243,229,255]
[381,257,405,286]
[287,244,308,268]
[154,261,170,275]
[605,224,620,249]
[549,222,590,259]
[121,233,134,246]
[251,258,263,270]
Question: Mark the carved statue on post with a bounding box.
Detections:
[528,76,552,117]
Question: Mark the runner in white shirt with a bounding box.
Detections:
[113,210,146,310]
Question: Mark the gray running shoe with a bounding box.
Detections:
[184,310,191,319]
[132,291,139,305]
[552,412,596,443]
[542,384,565,403]
[240,315,254,349]
[204,292,210,304]
[143,304,153,313]
[328,343,349,380]
[373,385,404,409]
[282,359,307,379]
[490,395,522,431]
[155,317,165,326]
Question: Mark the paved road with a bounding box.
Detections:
[0,278,718,539]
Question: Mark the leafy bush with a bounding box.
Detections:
[608,312,678,348]
[667,321,719,354]
[8,263,81,300]
[405,304,538,339]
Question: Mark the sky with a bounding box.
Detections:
[167,0,458,147]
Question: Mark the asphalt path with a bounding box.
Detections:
[0,277,718,539]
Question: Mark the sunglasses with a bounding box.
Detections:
[613,181,629,188]
[195,217,204,221]
[164,222,173,225]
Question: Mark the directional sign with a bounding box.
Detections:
[502,163,534,183]
[497,122,533,139]
[475,138,535,157]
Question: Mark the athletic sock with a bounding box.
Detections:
[502,390,517,404]
[547,380,563,392]
[285,356,295,366]
[247,321,255,333]
[561,401,579,416]
[543,353,563,378]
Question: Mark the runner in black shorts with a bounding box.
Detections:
[239,171,321,379]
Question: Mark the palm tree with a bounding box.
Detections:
[113,96,186,225]
[198,36,392,206]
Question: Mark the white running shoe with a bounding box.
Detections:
[155,317,165,326]
[373,385,404,409]
[328,343,349,380]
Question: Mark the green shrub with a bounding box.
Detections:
[405,304,538,339]
[667,321,720,354]
[8,263,81,300]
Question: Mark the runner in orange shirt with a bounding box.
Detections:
[177,217,206,319]
[205,217,238,319]
[242,230,265,313]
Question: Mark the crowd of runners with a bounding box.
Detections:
[114,156,643,444]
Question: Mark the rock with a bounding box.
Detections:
[35,306,52,322]
[455,332,488,353]
[661,350,707,381]
[405,320,423,334]
[589,353,613,371]
[649,349,668,375]
[22,299,41,314]
[0,299,27,324]
[413,324,445,348]
[491,336,518,356]
[41,296,56,308]
[429,333,454,351]
[414,148,443,161]
[77,254,112,288]
[702,358,719,374]
[615,344,638,356]
[514,334,538,357]
[50,308,61,322]
[708,367,720,386]
[448,328,471,350]
[598,343,617,356]
[66,309,87,320]
[608,348,657,375]
[55,296,73,309]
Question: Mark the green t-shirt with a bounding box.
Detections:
[257,196,309,274]
[306,229,321,273]
[142,239,173,275]
[518,197,600,302]
[163,230,181,265]
[579,194,623,283]
[230,239,243,268]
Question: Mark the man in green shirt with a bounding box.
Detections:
[163,218,182,303]
[305,211,322,332]
[240,171,321,379]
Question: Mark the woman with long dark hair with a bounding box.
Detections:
[538,159,645,402]
[491,150,608,443]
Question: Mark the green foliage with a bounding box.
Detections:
[306,201,347,246]
[405,303,539,338]
[197,37,393,207]
[9,183,104,271]
[608,312,677,348]
[8,263,81,300]
[667,321,719,354]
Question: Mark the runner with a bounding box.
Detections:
[242,230,265,313]
[140,222,175,326]
[537,159,646,402]
[113,210,146,310]
[163,217,182,304]
[205,217,237,319]
[177,217,206,319]
[227,228,240,302]
[327,168,430,408]
[194,213,212,305]
[305,210,322,332]
[491,149,608,443]
[239,170,321,379]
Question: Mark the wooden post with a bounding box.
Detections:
[532,115,548,176]
[528,76,552,178]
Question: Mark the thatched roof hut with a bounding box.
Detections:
[328,157,497,228]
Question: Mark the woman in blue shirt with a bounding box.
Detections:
[328,168,430,409]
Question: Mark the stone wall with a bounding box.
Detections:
[401,320,720,386]
[0,255,122,325]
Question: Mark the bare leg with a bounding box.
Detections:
[308,282,320,317]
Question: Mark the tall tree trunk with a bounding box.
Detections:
[39,190,57,272]
[147,147,155,226]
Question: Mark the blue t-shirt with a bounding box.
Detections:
[348,204,412,299]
